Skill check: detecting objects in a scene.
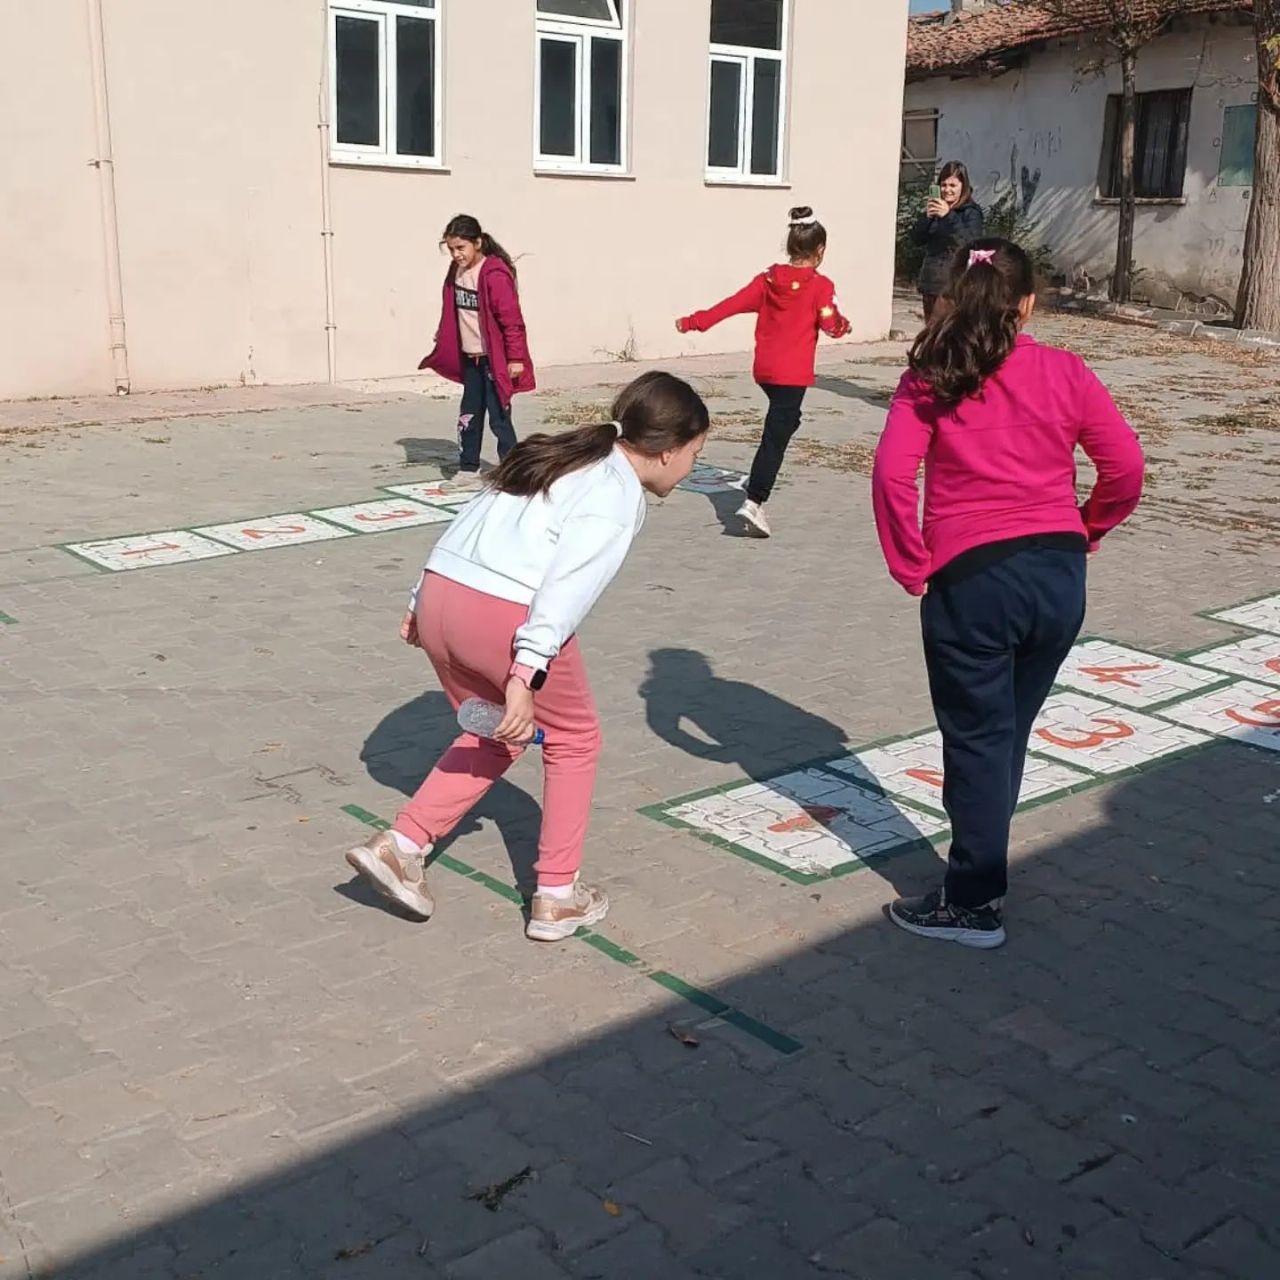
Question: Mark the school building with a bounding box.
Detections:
[1,1,909,400]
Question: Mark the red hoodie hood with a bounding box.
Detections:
[762,263,823,307]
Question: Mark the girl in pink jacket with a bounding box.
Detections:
[419,214,535,491]
[872,237,1144,950]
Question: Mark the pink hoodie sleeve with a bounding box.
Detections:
[872,372,934,596]
[1074,363,1145,549]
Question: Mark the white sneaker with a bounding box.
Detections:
[738,500,771,538]
[440,471,485,494]
[526,881,609,942]
[345,831,435,919]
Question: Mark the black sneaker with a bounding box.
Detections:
[889,888,1006,949]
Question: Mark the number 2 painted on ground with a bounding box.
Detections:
[1225,697,1280,729]
[905,767,944,789]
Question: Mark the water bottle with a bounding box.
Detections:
[457,697,545,746]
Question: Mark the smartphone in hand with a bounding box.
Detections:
[928,183,942,202]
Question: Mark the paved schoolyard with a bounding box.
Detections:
[1,307,1277,1279]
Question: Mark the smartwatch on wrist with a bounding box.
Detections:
[510,662,548,692]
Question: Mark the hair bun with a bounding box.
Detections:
[788,205,814,223]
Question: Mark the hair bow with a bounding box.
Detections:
[967,248,997,269]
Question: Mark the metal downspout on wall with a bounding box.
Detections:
[86,0,130,395]
[318,0,338,383]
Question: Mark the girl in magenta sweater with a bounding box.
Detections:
[872,238,1144,949]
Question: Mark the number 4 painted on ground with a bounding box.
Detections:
[1078,662,1159,689]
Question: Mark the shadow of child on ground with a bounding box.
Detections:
[348,690,544,904]
[640,646,938,896]
[813,374,895,406]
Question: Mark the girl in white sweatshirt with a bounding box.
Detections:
[346,371,710,940]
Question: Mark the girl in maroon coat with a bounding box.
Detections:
[676,207,850,537]
[419,214,536,492]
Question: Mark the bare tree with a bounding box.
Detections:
[1037,0,1199,302]
[1235,4,1280,330]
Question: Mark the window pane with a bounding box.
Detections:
[708,59,742,169]
[396,17,435,157]
[540,38,578,157]
[538,0,616,21]
[335,15,381,147]
[711,0,782,51]
[1219,103,1256,187]
[589,37,622,166]
[750,57,780,175]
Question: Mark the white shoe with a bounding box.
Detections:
[526,881,609,942]
[440,471,485,494]
[345,831,435,919]
[738,500,771,538]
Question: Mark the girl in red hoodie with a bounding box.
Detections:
[418,214,535,492]
[676,207,850,537]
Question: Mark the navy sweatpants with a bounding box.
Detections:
[922,544,1087,908]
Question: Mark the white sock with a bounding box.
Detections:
[538,882,575,900]
[390,829,423,856]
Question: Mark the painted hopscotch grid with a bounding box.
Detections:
[644,766,949,885]
[676,462,746,495]
[380,481,477,511]
[823,728,1094,819]
[309,499,454,533]
[1185,634,1280,689]
[194,513,356,552]
[1053,638,1228,710]
[1205,591,1280,637]
[341,804,802,1056]
[63,529,237,572]
[1154,681,1280,754]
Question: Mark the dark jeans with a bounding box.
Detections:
[746,384,807,504]
[458,356,517,473]
[922,544,1087,908]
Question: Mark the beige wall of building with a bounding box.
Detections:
[0,0,908,400]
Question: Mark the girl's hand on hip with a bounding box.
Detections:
[400,610,421,647]
[508,361,525,381]
[494,678,537,744]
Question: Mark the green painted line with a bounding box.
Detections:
[340,802,803,1056]
[0,610,16,625]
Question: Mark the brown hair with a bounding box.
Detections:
[937,160,973,206]
[907,237,1035,403]
[786,206,827,260]
[486,371,710,497]
[442,213,518,279]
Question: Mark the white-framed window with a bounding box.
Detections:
[706,0,789,183]
[329,0,442,168]
[535,0,628,173]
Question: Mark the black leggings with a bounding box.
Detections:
[746,384,807,504]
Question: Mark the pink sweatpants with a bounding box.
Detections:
[393,573,602,886]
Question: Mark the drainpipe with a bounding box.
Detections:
[318,1,338,383]
[86,0,130,394]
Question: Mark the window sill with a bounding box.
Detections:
[533,166,635,181]
[1092,195,1187,207]
[705,175,791,189]
[330,153,450,173]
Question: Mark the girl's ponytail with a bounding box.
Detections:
[907,237,1035,403]
[486,371,710,497]
[479,232,518,280]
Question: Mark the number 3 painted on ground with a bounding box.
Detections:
[1036,717,1135,750]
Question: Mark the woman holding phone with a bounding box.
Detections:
[913,162,984,323]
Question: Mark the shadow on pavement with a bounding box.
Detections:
[355,690,543,895]
[813,374,895,406]
[45,743,1280,1279]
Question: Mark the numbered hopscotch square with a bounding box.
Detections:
[1188,635,1280,689]
[824,730,1091,815]
[1029,692,1209,775]
[1054,639,1223,709]
[381,481,461,506]
[1156,682,1280,753]
[194,513,354,552]
[309,499,453,533]
[65,530,235,572]
[666,768,947,878]
[1209,594,1280,637]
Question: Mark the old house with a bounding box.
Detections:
[903,0,1257,312]
[0,1,908,399]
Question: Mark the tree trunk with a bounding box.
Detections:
[1235,7,1280,332]
[1112,46,1138,303]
